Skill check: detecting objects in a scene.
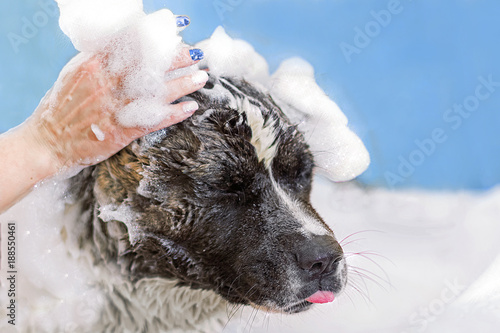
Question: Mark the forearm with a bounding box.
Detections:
[0,124,57,213]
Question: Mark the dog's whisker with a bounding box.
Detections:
[223,273,247,322]
[349,265,393,289]
[348,268,370,294]
[346,279,373,306]
[223,302,246,331]
[248,304,262,333]
[340,237,367,248]
[349,267,390,292]
[349,251,392,276]
[339,229,382,246]
[340,288,357,308]
[346,251,392,290]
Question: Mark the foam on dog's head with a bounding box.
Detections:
[269,58,370,182]
[195,28,370,181]
[196,26,269,84]
[56,0,369,178]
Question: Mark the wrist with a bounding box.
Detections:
[16,121,61,183]
[0,123,60,212]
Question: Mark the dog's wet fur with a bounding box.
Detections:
[69,74,347,317]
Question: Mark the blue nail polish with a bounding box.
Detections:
[176,16,190,28]
[189,49,204,61]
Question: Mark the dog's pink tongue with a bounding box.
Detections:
[305,291,335,304]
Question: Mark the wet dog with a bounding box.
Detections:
[68,73,347,331]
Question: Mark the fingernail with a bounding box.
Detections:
[176,15,190,28]
[192,70,209,85]
[189,49,204,61]
[183,101,199,113]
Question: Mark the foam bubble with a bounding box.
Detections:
[195,29,369,181]
[56,1,184,129]
[270,57,348,125]
[57,0,145,52]
[98,203,143,245]
[269,58,370,181]
[196,27,270,84]
[91,124,105,141]
[0,179,104,332]
[56,1,369,179]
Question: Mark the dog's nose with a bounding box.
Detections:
[295,235,343,278]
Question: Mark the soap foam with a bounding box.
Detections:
[196,28,370,181]
[91,123,105,141]
[269,57,370,181]
[196,26,270,84]
[1,2,374,331]
[56,0,369,180]
[56,1,185,129]
[0,179,104,332]
[57,0,145,53]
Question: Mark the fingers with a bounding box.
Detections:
[165,70,209,103]
[146,101,199,133]
[123,101,198,141]
[124,69,209,139]
[169,47,204,71]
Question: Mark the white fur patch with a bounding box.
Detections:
[269,171,329,236]
[238,97,279,168]
[97,277,227,332]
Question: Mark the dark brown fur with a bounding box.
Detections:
[68,75,346,313]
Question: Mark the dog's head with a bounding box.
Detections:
[85,75,346,313]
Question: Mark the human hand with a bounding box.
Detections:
[20,47,208,176]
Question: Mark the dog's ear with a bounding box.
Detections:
[269,58,370,182]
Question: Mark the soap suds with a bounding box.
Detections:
[98,203,143,245]
[91,123,105,141]
[196,26,270,84]
[192,70,209,84]
[55,1,185,129]
[56,2,369,180]
[195,27,369,181]
[0,1,377,331]
[0,179,105,332]
[57,0,145,53]
[269,58,370,181]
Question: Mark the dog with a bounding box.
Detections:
[67,73,348,332]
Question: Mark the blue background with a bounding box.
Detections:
[1,0,500,191]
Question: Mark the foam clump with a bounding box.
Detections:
[98,203,143,245]
[270,57,347,124]
[0,179,104,332]
[57,0,145,53]
[196,26,270,84]
[56,0,185,128]
[91,124,105,141]
[269,57,370,181]
[195,28,369,181]
[56,0,369,179]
